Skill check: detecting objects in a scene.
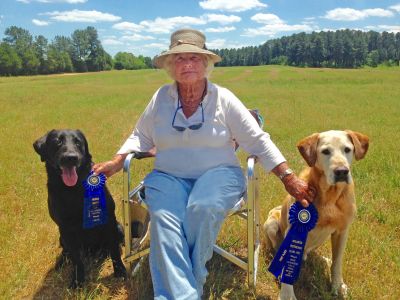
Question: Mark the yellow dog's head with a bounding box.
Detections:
[297,130,369,185]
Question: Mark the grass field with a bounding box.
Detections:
[0,65,399,299]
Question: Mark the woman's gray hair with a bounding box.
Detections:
[162,53,215,80]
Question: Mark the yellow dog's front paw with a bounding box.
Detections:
[332,282,348,298]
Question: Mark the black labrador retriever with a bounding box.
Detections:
[33,129,126,288]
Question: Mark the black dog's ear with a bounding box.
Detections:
[33,132,50,162]
[76,129,92,162]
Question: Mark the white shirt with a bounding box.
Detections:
[117,80,286,178]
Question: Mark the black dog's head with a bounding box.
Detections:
[33,129,92,187]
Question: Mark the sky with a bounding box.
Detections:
[0,0,399,58]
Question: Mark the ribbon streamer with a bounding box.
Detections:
[82,172,108,229]
[268,202,318,285]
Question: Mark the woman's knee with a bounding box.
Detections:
[186,201,225,221]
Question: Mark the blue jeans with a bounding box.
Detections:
[143,166,246,300]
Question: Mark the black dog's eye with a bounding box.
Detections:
[75,141,81,147]
[322,149,330,155]
[344,147,351,153]
[56,139,63,146]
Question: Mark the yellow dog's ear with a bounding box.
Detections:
[297,133,319,167]
[345,130,369,160]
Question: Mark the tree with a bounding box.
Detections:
[50,36,73,73]
[342,34,355,68]
[332,32,344,67]
[366,50,379,67]
[114,52,149,70]
[0,42,22,75]
[310,33,324,67]
[260,43,270,65]
[3,26,39,74]
[395,33,400,66]
[352,31,368,67]
[34,35,49,73]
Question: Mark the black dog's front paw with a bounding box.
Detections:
[113,262,127,278]
[68,264,85,289]
[69,277,83,289]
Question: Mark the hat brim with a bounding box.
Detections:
[153,44,221,69]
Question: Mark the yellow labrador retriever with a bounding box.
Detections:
[264,130,369,300]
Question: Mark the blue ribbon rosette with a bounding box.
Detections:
[268,201,318,285]
[82,171,108,229]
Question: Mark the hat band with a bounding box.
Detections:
[170,39,205,49]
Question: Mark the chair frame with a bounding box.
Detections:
[122,152,261,289]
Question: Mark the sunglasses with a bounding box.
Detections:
[172,102,204,132]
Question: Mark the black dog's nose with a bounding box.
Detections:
[60,154,79,166]
[334,167,349,182]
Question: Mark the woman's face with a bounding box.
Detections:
[173,53,207,84]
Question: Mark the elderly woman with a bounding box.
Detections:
[93,28,315,299]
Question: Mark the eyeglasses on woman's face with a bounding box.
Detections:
[172,102,204,132]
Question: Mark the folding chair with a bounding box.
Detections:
[122,153,261,289]
[121,110,263,289]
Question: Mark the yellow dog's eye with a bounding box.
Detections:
[322,149,330,155]
[344,147,351,153]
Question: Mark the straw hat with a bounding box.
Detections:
[153,28,221,68]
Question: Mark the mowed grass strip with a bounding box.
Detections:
[0,66,399,299]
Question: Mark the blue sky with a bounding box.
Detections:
[1,0,399,58]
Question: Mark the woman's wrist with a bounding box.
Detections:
[278,168,294,181]
[111,154,127,172]
[272,162,294,182]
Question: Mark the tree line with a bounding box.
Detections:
[213,29,400,68]
[1,27,399,76]
[0,26,153,76]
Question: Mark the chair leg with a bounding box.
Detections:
[246,156,261,290]
[247,203,255,289]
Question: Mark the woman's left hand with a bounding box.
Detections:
[282,174,316,207]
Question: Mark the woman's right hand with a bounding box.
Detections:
[282,174,316,207]
[92,154,127,178]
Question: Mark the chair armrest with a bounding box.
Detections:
[247,156,256,180]
[123,151,154,185]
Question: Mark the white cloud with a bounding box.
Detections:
[245,12,313,37]
[143,43,168,49]
[205,26,236,33]
[251,13,283,25]
[121,33,155,42]
[18,0,87,3]
[365,25,400,33]
[363,8,394,17]
[324,8,394,21]
[102,38,123,46]
[389,4,400,12]
[44,9,121,23]
[199,0,267,12]
[206,38,249,49]
[139,16,207,34]
[243,23,312,37]
[32,18,49,26]
[40,0,86,2]
[112,21,144,32]
[206,38,227,48]
[204,14,241,24]
[113,14,240,35]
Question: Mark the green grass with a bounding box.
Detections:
[0,66,399,299]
